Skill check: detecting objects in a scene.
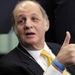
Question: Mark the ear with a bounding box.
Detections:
[45,20,50,32]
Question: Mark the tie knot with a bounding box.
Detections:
[40,50,53,66]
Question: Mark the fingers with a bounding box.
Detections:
[62,31,71,48]
[56,31,75,68]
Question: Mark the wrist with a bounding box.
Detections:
[52,59,65,73]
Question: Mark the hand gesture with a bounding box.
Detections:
[55,31,75,68]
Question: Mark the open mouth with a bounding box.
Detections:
[25,32,35,35]
[25,32,35,38]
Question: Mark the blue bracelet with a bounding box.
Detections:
[53,59,65,71]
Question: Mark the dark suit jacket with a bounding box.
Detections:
[0,42,75,75]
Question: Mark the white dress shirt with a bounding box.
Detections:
[22,42,71,75]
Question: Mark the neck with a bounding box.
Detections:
[21,42,45,50]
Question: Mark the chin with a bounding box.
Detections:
[24,40,37,44]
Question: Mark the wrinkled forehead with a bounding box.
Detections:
[13,1,43,17]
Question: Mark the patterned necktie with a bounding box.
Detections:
[40,50,53,66]
[40,50,67,75]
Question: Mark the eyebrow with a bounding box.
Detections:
[16,15,24,19]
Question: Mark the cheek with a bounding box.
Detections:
[16,28,24,41]
[36,25,45,35]
[15,26,24,35]
[36,22,45,30]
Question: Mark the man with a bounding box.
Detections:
[0,0,75,75]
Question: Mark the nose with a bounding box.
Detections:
[24,19,33,30]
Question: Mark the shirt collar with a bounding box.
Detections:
[21,42,55,60]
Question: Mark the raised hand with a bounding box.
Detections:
[55,31,75,68]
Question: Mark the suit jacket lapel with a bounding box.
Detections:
[17,43,44,75]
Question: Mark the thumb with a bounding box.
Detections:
[62,31,71,47]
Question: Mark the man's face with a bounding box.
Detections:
[13,2,49,48]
